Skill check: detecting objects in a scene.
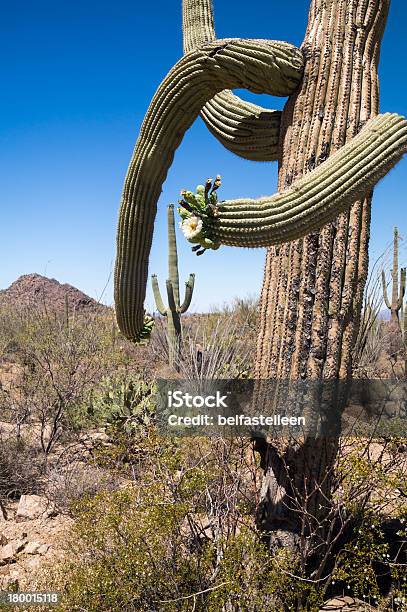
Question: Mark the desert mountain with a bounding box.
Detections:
[0,274,107,314]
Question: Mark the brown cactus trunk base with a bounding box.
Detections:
[255,0,389,552]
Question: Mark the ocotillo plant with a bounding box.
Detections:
[151,204,195,370]
[381,227,406,329]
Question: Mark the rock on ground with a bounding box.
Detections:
[320,597,374,611]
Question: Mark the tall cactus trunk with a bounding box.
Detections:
[167,311,182,370]
[255,0,389,550]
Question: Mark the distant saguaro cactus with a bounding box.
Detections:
[151,205,195,370]
[382,227,406,330]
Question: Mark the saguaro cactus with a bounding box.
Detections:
[382,227,406,329]
[114,0,407,550]
[151,205,195,369]
[114,1,407,343]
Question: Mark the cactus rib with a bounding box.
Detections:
[115,38,304,341]
[183,0,284,161]
[180,114,407,248]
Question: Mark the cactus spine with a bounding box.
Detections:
[382,227,406,328]
[152,205,195,370]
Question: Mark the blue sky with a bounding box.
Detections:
[1,0,406,312]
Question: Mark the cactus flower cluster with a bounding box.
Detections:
[178,176,222,255]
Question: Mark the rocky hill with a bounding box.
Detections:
[0,274,107,314]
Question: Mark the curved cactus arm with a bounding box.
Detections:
[183,0,283,161]
[166,280,177,313]
[382,270,391,310]
[179,274,195,313]
[201,93,282,162]
[114,39,304,341]
[182,114,407,248]
[151,275,167,316]
[397,267,406,310]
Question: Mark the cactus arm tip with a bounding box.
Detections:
[179,273,195,313]
[151,274,168,316]
[397,267,406,309]
[132,314,155,345]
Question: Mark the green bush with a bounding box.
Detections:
[43,435,306,611]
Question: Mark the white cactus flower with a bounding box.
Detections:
[181,216,203,240]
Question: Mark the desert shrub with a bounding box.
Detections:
[45,460,120,515]
[331,511,406,606]
[150,295,258,378]
[0,305,26,359]
[39,427,407,611]
[45,433,306,612]
[0,306,145,453]
[329,438,407,606]
[0,436,44,502]
[54,495,302,611]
